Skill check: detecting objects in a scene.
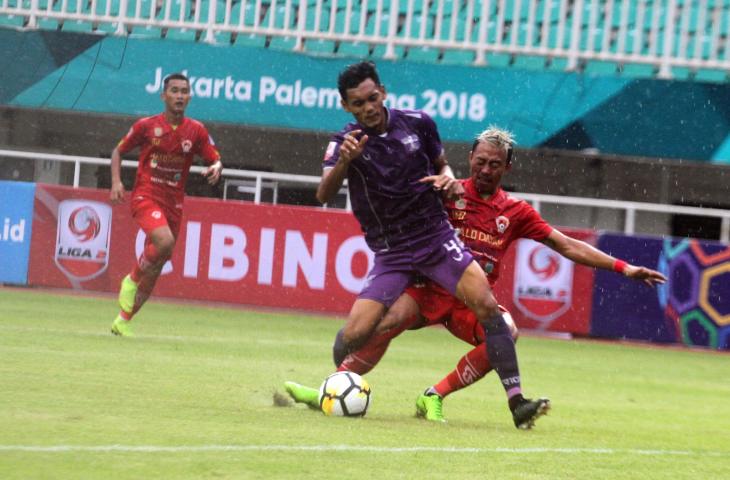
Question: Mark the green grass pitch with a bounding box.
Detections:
[0,287,728,479]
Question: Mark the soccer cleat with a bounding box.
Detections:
[111,315,134,337]
[118,274,138,314]
[284,381,320,410]
[512,397,551,429]
[415,393,446,423]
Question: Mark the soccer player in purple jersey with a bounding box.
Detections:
[295,61,548,428]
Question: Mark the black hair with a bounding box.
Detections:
[337,61,381,99]
[163,73,190,91]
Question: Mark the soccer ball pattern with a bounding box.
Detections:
[318,371,371,417]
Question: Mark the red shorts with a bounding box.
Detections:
[404,282,515,346]
[131,197,182,238]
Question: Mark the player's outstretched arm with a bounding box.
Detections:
[542,230,666,287]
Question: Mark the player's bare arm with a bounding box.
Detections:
[316,130,368,203]
[203,160,223,185]
[542,230,666,286]
[419,154,464,200]
[109,147,125,204]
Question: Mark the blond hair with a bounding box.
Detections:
[472,126,516,163]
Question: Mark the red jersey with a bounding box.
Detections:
[117,113,220,208]
[446,178,553,286]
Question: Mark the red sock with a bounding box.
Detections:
[338,338,391,375]
[433,344,492,398]
[131,243,162,282]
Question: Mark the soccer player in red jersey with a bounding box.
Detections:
[286,126,666,426]
[109,72,222,337]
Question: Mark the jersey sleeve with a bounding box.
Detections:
[322,132,345,170]
[196,125,221,164]
[418,111,444,164]
[516,201,553,241]
[116,119,146,155]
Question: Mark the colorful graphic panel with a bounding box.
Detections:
[591,234,730,350]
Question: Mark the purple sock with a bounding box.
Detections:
[482,313,522,402]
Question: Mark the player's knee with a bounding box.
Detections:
[472,295,500,320]
[341,323,369,352]
[156,237,176,259]
[379,308,406,333]
[503,310,519,341]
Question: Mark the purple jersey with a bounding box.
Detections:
[323,108,448,251]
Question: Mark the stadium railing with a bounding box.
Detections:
[1,0,730,80]
[3,147,729,241]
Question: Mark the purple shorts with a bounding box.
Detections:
[358,224,473,307]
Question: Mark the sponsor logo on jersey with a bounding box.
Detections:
[401,134,421,152]
[152,138,161,146]
[154,127,163,137]
[182,139,193,153]
[513,239,573,325]
[455,199,466,210]
[496,215,510,234]
[55,200,112,282]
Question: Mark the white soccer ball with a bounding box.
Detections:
[318,371,371,417]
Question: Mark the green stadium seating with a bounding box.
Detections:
[406,45,439,62]
[1,0,728,82]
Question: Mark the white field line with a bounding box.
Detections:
[0,445,725,457]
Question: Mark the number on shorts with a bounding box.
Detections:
[443,239,464,262]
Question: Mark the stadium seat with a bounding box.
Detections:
[440,48,473,64]
[619,63,656,78]
[302,5,336,54]
[694,68,728,83]
[583,59,619,75]
[337,40,370,57]
[0,15,25,27]
[512,54,549,71]
[266,4,299,50]
[406,45,440,63]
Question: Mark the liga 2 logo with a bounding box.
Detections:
[513,239,574,325]
[54,200,112,281]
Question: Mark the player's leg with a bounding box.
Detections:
[336,291,423,373]
[286,257,411,407]
[112,199,178,336]
[285,301,390,409]
[455,265,550,428]
[339,254,412,353]
[423,307,516,397]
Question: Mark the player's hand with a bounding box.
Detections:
[418,174,464,200]
[203,161,222,185]
[338,130,368,164]
[624,265,667,287]
[109,181,125,204]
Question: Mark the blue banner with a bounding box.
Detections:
[0,180,35,285]
[2,29,730,162]
[591,233,730,350]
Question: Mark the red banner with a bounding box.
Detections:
[28,184,596,331]
[29,184,371,314]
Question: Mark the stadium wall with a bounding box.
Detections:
[2,181,727,350]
